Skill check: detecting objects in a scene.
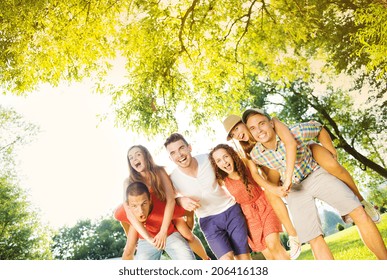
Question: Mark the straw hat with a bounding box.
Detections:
[223,114,242,141]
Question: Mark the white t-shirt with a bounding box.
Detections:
[170,154,235,218]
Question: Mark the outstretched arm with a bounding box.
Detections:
[272,117,297,190]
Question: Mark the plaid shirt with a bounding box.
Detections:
[250,121,323,184]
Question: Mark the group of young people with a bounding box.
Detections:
[114,108,387,260]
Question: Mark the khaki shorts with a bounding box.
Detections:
[286,167,361,243]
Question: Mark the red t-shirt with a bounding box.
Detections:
[114,193,185,239]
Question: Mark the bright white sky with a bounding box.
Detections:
[0,78,227,230]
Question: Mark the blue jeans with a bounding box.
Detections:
[135,232,196,260]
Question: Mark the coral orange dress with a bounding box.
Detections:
[224,169,282,252]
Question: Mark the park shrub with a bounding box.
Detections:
[337,223,345,231]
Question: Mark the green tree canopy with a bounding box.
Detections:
[1,1,386,183]
[0,106,51,260]
[0,176,52,260]
[51,216,127,259]
[2,1,386,125]
[0,105,38,174]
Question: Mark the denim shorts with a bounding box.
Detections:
[199,203,249,258]
[135,232,196,260]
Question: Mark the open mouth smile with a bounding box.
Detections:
[178,156,187,163]
[258,132,267,140]
[223,163,233,172]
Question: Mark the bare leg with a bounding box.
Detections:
[263,166,301,259]
[265,191,297,237]
[349,206,387,259]
[174,217,209,260]
[262,166,298,237]
[310,144,364,201]
[122,225,138,260]
[234,253,252,260]
[309,235,334,260]
[261,248,274,260]
[219,251,235,260]
[264,232,290,260]
[185,210,195,230]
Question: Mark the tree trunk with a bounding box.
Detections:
[308,94,387,178]
[340,142,387,178]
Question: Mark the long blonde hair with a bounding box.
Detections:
[127,145,166,201]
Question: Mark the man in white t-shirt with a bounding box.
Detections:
[164,133,250,260]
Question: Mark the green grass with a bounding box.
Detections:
[297,213,387,260]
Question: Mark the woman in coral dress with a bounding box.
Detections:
[209,144,289,260]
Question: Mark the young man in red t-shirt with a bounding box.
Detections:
[115,181,195,260]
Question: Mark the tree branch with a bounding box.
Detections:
[179,0,200,60]
[0,137,21,152]
[306,92,387,178]
[260,0,276,23]
[365,133,386,168]
[235,0,258,63]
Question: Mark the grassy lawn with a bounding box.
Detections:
[296,213,387,260]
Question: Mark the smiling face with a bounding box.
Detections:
[212,148,235,175]
[127,193,151,223]
[245,113,276,147]
[166,139,193,169]
[229,122,250,142]
[128,147,147,173]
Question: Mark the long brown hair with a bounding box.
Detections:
[209,144,253,196]
[127,145,166,201]
[238,137,256,158]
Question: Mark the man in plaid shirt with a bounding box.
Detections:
[242,108,387,260]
